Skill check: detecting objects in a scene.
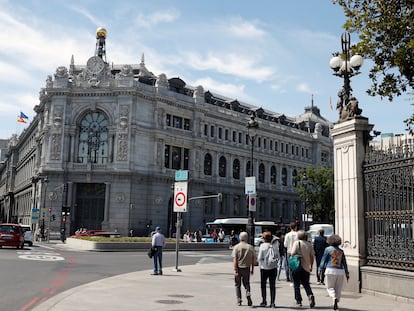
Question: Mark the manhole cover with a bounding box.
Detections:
[168,294,194,298]
[156,300,183,305]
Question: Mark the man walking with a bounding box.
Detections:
[232,231,256,306]
[313,229,328,284]
[151,226,166,275]
[284,222,298,282]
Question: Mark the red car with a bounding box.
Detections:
[0,223,25,249]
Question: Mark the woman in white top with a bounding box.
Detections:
[257,231,280,308]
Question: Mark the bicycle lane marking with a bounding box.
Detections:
[18,252,77,311]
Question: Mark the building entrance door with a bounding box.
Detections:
[75,183,105,231]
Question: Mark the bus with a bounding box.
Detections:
[204,218,281,243]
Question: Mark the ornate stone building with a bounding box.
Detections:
[0,28,333,237]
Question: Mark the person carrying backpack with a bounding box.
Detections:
[257,231,280,308]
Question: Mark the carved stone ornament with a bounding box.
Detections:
[116,192,125,202]
[55,66,68,79]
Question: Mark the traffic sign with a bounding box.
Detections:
[245,176,256,194]
[175,170,188,181]
[174,181,188,212]
[248,194,256,212]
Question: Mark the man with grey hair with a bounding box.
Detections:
[232,231,256,306]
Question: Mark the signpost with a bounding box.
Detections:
[173,170,188,272]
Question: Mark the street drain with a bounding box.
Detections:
[156,299,183,305]
[168,294,194,299]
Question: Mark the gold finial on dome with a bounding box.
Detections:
[96,27,107,39]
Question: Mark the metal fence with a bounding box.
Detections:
[363,144,414,271]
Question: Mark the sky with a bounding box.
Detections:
[0,0,412,140]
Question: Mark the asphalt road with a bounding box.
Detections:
[0,242,232,311]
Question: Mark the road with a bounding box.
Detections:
[0,242,232,311]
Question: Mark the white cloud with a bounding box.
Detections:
[296,82,315,94]
[183,51,275,82]
[68,5,104,26]
[194,77,246,100]
[134,9,180,28]
[227,18,266,39]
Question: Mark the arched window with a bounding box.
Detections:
[270,166,277,184]
[204,153,212,175]
[78,111,109,164]
[258,163,265,183]
[282,167,287,186]
[233,159,240,179]
[292,169,298,187]
[219,156,226,177]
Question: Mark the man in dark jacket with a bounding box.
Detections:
[313,229,328,284]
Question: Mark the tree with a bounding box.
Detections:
[296,167,334,223]
[334,0,414,132]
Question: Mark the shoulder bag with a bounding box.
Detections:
[289,241,302,272]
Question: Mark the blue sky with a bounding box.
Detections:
[0,0,412,139]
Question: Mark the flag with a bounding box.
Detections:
[20,111,29,119]
[17,111,29,123]
[329,96,333,110]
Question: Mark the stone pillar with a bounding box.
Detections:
[331,117,373,292]
[102,183,111,229]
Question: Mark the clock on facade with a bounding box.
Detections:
[87,56,105,74]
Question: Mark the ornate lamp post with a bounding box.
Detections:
[329,32,364,122]
[246,111,259,246]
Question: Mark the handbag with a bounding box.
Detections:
[147,246,157,258]
[289,241,302,272]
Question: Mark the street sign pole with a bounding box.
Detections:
[173,170,188,273]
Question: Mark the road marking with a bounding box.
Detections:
[17,251,64,261]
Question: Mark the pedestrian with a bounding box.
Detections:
[218,229,225,242]
[313,229,328,285]
[290,230,315,308]
[284,222,298,282]
[151,226,166,275]
[319,234,349,310]
[232,231,256,306]
[276,231,289,281]
[257,231,280,308]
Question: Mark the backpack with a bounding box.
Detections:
[264,242,278,269]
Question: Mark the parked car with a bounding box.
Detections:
[20,225,34,246]
[0,223,25,249]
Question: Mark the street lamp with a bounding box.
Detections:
[329,32,364,122]
[246,111,259,246]
[302,172,308,230]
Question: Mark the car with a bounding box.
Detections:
[306,224,334,243]
[20,225,34,246]
[0,223,24,249]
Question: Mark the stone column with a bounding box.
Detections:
[102,182,111,229]
[331,117,373,292]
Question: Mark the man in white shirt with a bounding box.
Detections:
[151,226,166,275]
[284,222,298,282]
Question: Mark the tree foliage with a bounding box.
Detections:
[334,0,414,132]
[296,167,334,223]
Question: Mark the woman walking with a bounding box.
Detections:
[319,234,349,310]
[257,231,280,308]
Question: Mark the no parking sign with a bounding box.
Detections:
[174,181,188,212]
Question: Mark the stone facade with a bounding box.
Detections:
[0,32,333,237]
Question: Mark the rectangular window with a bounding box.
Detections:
[281,142,284,153]
[225,129,229,140]
[270,140,273,151]
[321,151,328,163]
[238,132,242,144]
[166,114,171,127]
[204,124,208,136]
[232,131,236,142]
[218,127,222,139]
[210,125,215,137]
[164,145,189,170]
[275,141,278,152]
[184,118,190,130]
[173,116,182,129]
[164,145,170,168]
[291,145,294,154]
[264,138,267,149]
[258,137,261,148]
[306,149,309,158]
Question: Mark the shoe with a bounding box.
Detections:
[237,300,242,306]
[247,296,252,306]
[259,301,267,307]
[333,298,338,310]
[316,281,321,285]
[270,303,276,308]
[295,302,302,307]
[158,271,163,275]
[309,295,315,308]
[151,272,158,275]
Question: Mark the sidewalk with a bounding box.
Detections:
[32,261,412,311]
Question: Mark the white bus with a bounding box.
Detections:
[204,218,281,243]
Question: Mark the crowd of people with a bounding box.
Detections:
[231,222,349,310]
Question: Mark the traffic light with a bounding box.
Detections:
[52,214,56,221]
